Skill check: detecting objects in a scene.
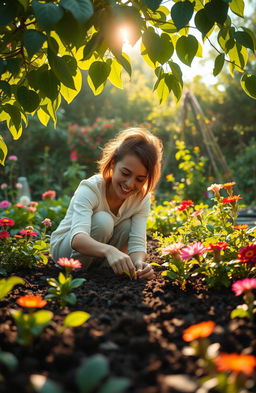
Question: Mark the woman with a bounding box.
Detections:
[50,128,162,279]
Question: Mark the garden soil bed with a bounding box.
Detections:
[0,240,255,393]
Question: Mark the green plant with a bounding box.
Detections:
[0,276,24,299]
[45,258,86,308]
[58,311,91,334]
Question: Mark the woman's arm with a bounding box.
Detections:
[72,233,135,276]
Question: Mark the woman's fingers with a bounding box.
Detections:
[137,263,155,279]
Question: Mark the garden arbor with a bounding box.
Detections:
[0,0,256,164]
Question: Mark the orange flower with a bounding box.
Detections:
[182,321,215,342]
[222,195,243,204]
[222,182,236,189]
[234,224,248,230]
[17,295,47,308]
[214,353,256,375]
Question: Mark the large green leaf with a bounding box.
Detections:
[3,104,21,131]
[88,61,111,90]
[229,0,244,17]
[142,29,173,65]
[32,0,64,30]
[176,35,199,66]
[17,86,40,112]
[143,0,162,12]
[165,73,182,102]
[115,53,132,77]
[171,0,194,31]
[23,29,47,57]
[5,58,21,75]
[234,31,254,52]
[0,136,8,166]
[76,355,109,393]
[0,81,11,97]
[194,9,214,37]
[48,50,75,89]
[213,53,225,76]
[38,70,59,100]
[240,74,256,99]
[60,0,93,23]
[205,0,229,24]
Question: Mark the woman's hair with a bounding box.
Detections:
[98,128,163,197]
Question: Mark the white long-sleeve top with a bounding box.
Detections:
[50,174,150,258]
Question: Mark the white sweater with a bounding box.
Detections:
[50,174,150,258]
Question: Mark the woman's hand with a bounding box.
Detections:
[134,262,155,280]
[105,245,136,277]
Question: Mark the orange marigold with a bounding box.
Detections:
[214,353,256,375]
[17,295,47,308]
[234,224,248,230]
[182,321,215,342]
[222,182,236,189]
[222,195,243,204]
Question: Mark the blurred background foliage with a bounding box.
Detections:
[1,3,256,205]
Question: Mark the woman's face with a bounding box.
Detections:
[109,154,148,202]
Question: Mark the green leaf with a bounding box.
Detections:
[108,58,123,88]
[75,355,110,393]
[38,70,59,101]
[69,278,86,289]
[32,0,64,30]
[205,0,229,25]
[23,29,47,57]
[115,53,132,77]
[230,307,249,319]
[176,35,199,66]
[5,58,21,75]
[63,311,90,327]
[88,61,111,90]
[155,76,170,104]
[143,29,173,64]
[60,0,93,23]
[32,310,53,326]
[0,81,11,97]
[17,86,40,113]
[3,104,21,132]
[195,9,214,37]
[48,50,75,89]
[99,377,130,393]
[143,0,162,12]
[171,1,194,31]
[0,136,8,165]
[213,53,225,76]
[0,351,18,372]
[0,277,24,301]
[234,31,254,52]
[229,0,244,17]
[240,74,256,99]
[63,292,77,305]
[165,73,182,102]
[0,0,18,26]
[58,272,67,285]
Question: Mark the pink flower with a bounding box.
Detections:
[68,124,79,131]
[42,190,56,200]
[27,206,36,212]
[19,229,38,237]
[15,183,22,189]
[70,150,78,161]
[0,218,15,227]
[41,218,52,227]
[161,242,185,256]
[0,183,7,190]
[0,231,10,239]
[191,209,204,218]
[14,203,26,208]
[8,155,18,161]
[29,201,38,207]
[180,242,206,260]
[57,257,82,270]
[232,278,256,296]
[0,200,11,209]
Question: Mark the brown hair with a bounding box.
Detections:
[98,128,163,197]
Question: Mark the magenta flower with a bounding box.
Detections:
[57,257,82,270]
[19,229,38,237]
[0,231,10,239]
[8,155,18,161]
[0,200,11,209]
[232,278,256,296]
[180,242,206,260]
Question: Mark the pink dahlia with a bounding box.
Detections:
[180,242,206,260]
[57,257,82,270]
[161,242,185,256]
[232,278,256,296]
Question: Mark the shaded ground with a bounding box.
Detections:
[0,241,255,393]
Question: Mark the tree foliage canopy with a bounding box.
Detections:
[0,0,255,164]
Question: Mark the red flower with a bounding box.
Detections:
[19,229,38,237]
[0,218,15,227]
[238,245,256,264]
[14,203,26,208]
[17,295,47,308]
[178,200,194,211]
[0,231,10,239]
[70,150,78,161]
[42,190,56,200]
[222,195,243,204]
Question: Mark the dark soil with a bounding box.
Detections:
[0,240,255,393]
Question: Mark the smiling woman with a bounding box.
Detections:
[50,128,163,280]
